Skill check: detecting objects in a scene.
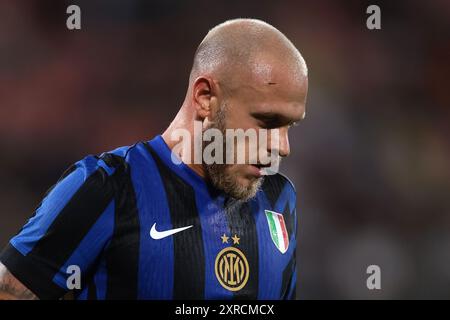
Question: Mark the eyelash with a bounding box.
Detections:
[260,122,278,129]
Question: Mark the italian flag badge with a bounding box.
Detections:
[265,210,289,254]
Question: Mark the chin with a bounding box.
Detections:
[236,175,258,188]
[232,175,264,200]
[206,164,263,201]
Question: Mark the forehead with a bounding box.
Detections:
[230,70,308,121]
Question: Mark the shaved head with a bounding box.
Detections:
[189,18,308,93]
[164,18,308,200]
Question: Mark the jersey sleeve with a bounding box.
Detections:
[0,155,117,300]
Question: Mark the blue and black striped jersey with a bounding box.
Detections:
[0,135,297,300]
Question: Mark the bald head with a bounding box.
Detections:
[164,19,308,199]
[189,18,308,92]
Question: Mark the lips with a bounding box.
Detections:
[248,164,262,177]
[250,161,280,177]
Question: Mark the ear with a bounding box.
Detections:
[192,76,218,121]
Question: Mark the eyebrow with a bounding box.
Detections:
[250,111,302,127]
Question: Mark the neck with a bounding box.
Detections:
[161,105,207,179]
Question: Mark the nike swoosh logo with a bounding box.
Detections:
[150,223,193,240]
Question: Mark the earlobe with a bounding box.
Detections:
[202,116,212,130]
[196,102,210,120]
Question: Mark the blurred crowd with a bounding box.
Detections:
[0,0,449,299]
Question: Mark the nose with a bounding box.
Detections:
[279,128,290,157]
[268,128,290,158]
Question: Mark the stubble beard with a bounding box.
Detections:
[202,103,264,201]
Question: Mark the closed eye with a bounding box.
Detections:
[251,112,301,129]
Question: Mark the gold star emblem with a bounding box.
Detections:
[221,234,229,243]
[232,234,240,245]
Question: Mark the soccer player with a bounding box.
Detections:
[0,18,308,300]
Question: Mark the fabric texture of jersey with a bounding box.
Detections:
[0,135,297,300]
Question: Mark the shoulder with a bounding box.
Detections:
[261,172,297,198]
[260,172,297,214]
[74,141,145,178]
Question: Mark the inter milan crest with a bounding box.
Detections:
[265,210,289,254]
[215,234,249,292]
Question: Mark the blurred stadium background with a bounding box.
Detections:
[0,0,449,299]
